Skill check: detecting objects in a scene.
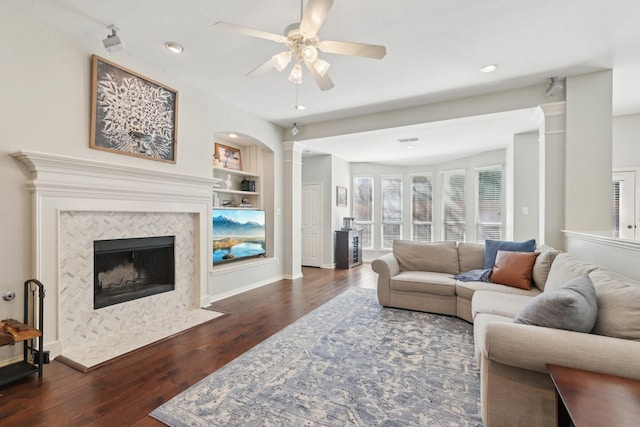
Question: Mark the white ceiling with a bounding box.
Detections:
[18,0,640,165]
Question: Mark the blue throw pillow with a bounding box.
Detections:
[484,239,536,269]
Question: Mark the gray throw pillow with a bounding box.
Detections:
[513,276,597,333]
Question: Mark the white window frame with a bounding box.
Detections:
[441,169,466,242]
[410,173,433,242]
[352,176,374,250]
[381,175,403,249]
[475,165,503,243]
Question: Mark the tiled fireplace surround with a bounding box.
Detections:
[13,151,213,363]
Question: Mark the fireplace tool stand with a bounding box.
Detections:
[0,279,46,387]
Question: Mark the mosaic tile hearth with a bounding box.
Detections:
[58,211,202,366]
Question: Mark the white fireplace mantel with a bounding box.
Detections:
[12,150,214,202]
[12,150,214,360]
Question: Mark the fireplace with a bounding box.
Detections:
[94,236,175,309]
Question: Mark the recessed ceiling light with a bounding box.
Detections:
[480,64,497,73]
[295,104,306,110]
[397,137,418,143]
[228,133,238,138]
[407,145,416,149]
[164,42,184,54]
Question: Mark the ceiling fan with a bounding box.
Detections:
[214,0,386,91]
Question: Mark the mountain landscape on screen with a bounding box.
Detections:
[212,210,266,264]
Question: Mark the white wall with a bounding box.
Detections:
[511,132,540,241]
[332,156,352,256]
[565,71,613,231]
[613,113,640,169]
[301,154,351,267]
[0,2,284,360]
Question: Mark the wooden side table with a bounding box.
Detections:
[547,364,640,427]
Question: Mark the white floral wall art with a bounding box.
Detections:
[90,55,178,163]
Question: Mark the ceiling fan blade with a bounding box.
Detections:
[214,22,286,43]
[300,0,334,36]
[245,58,274,78]
[319,40,387,59]
[304,61,334,91]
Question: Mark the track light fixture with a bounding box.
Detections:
[291,123,300,136]
[545,77,564,96]
[103,25,125,53]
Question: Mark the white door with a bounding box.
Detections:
[612,171,637,240]
[302,183,323,267]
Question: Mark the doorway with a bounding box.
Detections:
[302,183,323,267]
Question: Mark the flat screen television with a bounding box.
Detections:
[212,209,266,265]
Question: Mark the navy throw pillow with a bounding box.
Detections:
[484,239,536,269]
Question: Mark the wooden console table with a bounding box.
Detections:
[547,364,640,427]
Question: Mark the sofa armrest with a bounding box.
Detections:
[371,253,400,306]
[480,321,640,379]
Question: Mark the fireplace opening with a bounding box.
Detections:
[94,236,175,309]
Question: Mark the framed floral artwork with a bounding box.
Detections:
[90,55,178,163]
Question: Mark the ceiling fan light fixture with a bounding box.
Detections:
[313,59,331,77]
[272,51,292,72]
[289,63,303,84]
[301,45,318,62]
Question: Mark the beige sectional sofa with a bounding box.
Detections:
[371,240,640,427]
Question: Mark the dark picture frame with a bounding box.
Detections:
[90,55,178,163]
[215,143,243,171]
[337,186,348,207]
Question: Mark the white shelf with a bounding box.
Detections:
[212,166,258,178]
[213,206,258,210]
[213,189,259,196]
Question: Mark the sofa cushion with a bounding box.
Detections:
[471,291,534,320]
[484,239,536,269]
[544,253,597,291]
[393,240,459,274]
[513,276,598,333]
[589,268,640,341]
[457,242,485,272]
[491,251,539,290]
[390,271,456,296]
[473,313,513,363]
[456,280,542,301]
[532,247,561,291]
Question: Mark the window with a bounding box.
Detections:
[381,176,402,248]
[353,176,374,249]
[442,170,466,241]
[476,166,503,243]
[411,174,433,242]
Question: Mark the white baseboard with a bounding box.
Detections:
[209,274,287,303]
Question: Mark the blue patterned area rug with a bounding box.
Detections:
[151,288,482,426]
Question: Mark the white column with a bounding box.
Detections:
[282,141,304,279]
[539,102,566,249]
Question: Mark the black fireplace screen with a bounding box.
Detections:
[94,236,175,309]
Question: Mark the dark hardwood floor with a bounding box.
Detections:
[0,265,377,426]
